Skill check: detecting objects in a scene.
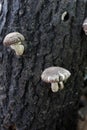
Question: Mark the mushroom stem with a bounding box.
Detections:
[59,81,64,90]
[10,43,24,56]
[51,82,59,92]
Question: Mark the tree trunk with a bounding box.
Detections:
[0,0,87,130]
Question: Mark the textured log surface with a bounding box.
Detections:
[0,0,87,130]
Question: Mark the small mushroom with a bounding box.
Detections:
[83,18,87,35]
[0,3,2,14]
[41,66,71,92]
[61,11,67,21]
[3,32,25,56]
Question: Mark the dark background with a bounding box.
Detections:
[0,0,87,130]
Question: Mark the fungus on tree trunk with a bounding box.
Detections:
[41,66,71,92]
[3,32,25,56]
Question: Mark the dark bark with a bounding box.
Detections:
[0,0,87,130]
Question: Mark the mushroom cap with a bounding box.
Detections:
[83,18,87,26]
[3,32,25,46]
[83,18,87,34]
[41,66,71,83]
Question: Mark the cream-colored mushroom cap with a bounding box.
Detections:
[41,66,71,83]
[3,32,25,46]
[83,18,87,35]
[83,18,87,26]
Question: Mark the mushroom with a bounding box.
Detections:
[61,11,69,21]
[0,3,2,14]
[3,32,25,56]
[41,66,71,92]
[83,18,87,35]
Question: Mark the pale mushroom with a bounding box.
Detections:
[83,18,87,35]
[41,66,71,92]
[3,32,25,56]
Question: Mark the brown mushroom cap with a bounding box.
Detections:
[3,32,25,46]
[41,66,71,83]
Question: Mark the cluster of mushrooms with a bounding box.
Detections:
[3,17,87,92]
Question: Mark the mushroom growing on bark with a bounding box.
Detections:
[3,32,25,56]
[83,18,87,35]
[41,66,71,92]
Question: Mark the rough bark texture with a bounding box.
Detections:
[0,0,87,130]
